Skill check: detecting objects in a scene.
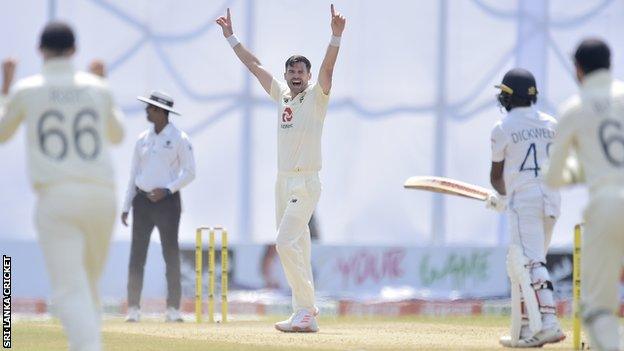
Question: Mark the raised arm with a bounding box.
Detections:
[0,59,25,143]
[89,60,124,145]
[318,4,346,95]
[2,59,15,96]
[216,8,274,95]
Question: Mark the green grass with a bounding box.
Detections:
[9,315,582,350]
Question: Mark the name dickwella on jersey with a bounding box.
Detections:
[511,128,555,144]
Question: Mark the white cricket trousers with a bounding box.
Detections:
[35,183,116,351]
[580,186,624,350]
[274,171,321,312]
[507,185,560,329]
[507,185,558,263]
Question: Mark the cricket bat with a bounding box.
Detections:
[403,176,493,201]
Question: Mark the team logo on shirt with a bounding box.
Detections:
[164,140,173,149]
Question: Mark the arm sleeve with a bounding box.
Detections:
[269,78,287,102]
[121,140,140,212]
[545,112,577,188]
[105,90,124,144]
[490,123,507,162]
[311,82,330,122]
[314,81,330,105]
[0,91,25,143]
[166,134,196,193]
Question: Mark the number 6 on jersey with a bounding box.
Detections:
[38,109,101,161]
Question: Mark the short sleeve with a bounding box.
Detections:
[490,123,507,162]
[270,78,288,102]
[313,82,330,106]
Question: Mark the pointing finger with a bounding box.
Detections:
[331,4,335,17]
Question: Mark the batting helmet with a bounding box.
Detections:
[495,68,538,111]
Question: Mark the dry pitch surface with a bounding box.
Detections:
[11,315,581,350]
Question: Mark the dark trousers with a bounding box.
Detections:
[127,191,182,309]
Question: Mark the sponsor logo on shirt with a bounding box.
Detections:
[282,107,293,122]
[281,107,294,129]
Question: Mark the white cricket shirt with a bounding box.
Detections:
[270,79,329,173]
[546,69,624,195]
[491,106,558,195]
[122,123,195,212]
[0,58,124,190]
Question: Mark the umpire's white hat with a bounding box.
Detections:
[137,91,180,115]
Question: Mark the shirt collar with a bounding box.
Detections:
[507,105,537,118]
[581,69,612,90]
[286,82,314,101]
[42,58,74,75]
[149,122,175,137]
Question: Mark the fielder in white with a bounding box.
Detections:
[216,4,345,332]
[486,68,565,347]
[0,22,123,351]
[546,38,624,351]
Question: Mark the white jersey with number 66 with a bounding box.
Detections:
[491,106,558,196]
[0,59,124,190]
[546,71,624,195]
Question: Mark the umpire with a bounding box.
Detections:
[121,91,196,322]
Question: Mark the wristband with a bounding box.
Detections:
[227,34,240,48]
[329,35,341,47]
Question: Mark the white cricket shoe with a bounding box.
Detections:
[165,307,184,323]
[275,309,319,333]
[291,308,319,333]
[274,313,296,332]
[500,327,565,348]
[125,306,140,323]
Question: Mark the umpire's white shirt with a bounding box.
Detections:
[122,123,195,212]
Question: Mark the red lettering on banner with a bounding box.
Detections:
[336,249,405,287]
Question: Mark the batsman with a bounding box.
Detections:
[216,4,345,332]
[486,68,565,347]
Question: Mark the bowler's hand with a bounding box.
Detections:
[330,4,346,37]
[121,212,129,227]
[216,8,234,37]
[485,193,507,213]
[89,60,106,78]
[148,188,169,203]
[2,58,17,95]
[562,155,585,185]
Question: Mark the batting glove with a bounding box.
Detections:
[485,193,507,212]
